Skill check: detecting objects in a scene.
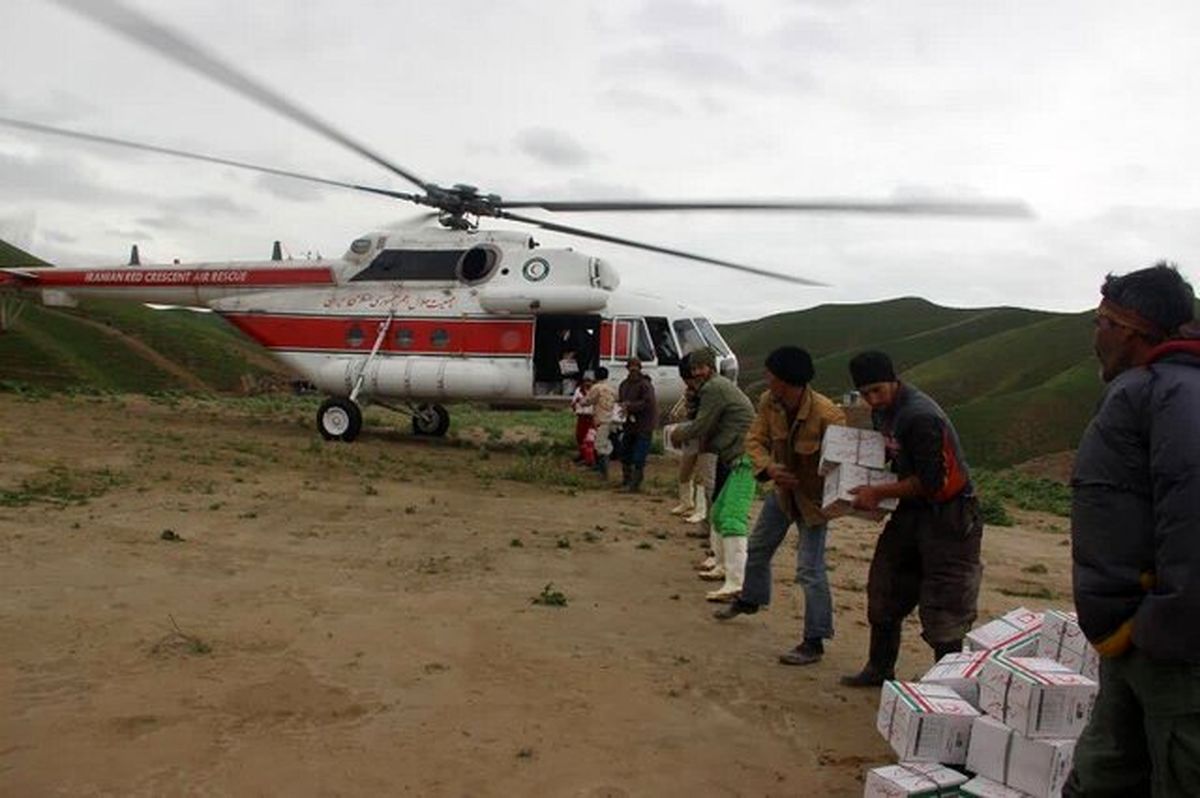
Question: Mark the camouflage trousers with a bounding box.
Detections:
[866,494,983,645]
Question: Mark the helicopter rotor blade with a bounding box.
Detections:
[49,0,432,192]
[0,116,421,203]
[497,210,825,286]
[499,198,1034,218]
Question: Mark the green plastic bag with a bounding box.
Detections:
[710,455,756,537]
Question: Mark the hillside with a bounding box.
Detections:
[719,297,1104,467]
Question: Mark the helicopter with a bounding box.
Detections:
[0,0,1030,443]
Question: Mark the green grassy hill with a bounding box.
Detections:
[719,298,1105,467]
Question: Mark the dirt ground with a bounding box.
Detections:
[0,394,1076,797]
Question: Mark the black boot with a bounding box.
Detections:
[594,455,609,479]
[630,464,644,492]
[840,624,901,687]
[618,462,631,490]
[931,639,964,663]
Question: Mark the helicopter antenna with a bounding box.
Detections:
[128,244,140,266]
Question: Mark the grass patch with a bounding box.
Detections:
[975,469,1072,517]
[0,464,128,507]
[532,583,568,607]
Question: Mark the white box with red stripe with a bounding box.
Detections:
[964,607,1042,657]
[877,681,980,765]
[863,761,970,797]
[977,656,1097,739]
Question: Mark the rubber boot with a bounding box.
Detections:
[622,464,644,493]
[670,480,696,515]
[594,455,609,480]
[685,485,708,524]
[840,624,901,687]
[706,535,747,602]
[931,639,964,663]
[698,527,725,579]
[618,461,632,490]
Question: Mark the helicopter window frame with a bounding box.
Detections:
[644,316,681,366]
[693,317,731,356]
[351,249,466,282]
[672,318,707,356]
[456,245,501,285]
[632,318,655,363]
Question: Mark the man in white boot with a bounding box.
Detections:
[668,348,755,599]
[667,355,702,516]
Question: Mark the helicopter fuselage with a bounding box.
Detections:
[4,226,739,437]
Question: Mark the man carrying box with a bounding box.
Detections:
[713,346,846,667]
[841,350,983,687]
[1064,263,1200,797]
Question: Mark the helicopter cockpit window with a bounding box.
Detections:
[644,316,680,366]
[351,249,465,282]
[672,319,707,355]
[693,318,731,356]
[634,318,655,362]
[457,246,500,284]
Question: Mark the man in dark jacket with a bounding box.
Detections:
[841,351,983,687]
[1064,263,1200,798]
[617,358,657,492]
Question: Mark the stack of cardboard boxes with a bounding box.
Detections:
[819,425,898,521]
[864,608,1100,797]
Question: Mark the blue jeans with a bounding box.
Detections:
[740,492,833,641]
[623,432,652,468]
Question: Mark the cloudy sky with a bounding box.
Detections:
[2,0,1198,321]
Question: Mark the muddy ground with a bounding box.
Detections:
[0,393,1075,797]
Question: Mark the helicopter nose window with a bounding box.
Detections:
[693,318,732,356]
[431,328,451,349]
[394,328,414,349]
[672,319,707,355]
[346,324,366,348]
[457,246,500,284]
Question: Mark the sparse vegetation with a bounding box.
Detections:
[0,464,128,507]
[975,469,1072,517]
[532,583,568,607]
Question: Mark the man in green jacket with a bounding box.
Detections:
[670,348,756,601]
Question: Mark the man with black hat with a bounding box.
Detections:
[669,347,756,600]
[840,350,983,687]
[714,346,846,667]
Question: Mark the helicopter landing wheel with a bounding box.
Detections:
[411,403,450,437]
[317,397,363,442]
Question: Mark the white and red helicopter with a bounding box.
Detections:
[0,1,1028,442]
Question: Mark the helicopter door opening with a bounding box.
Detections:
[533,314,601,396]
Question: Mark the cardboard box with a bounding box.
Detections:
[965,715,1075,798]
[977,657,1097,739]
[921,650,993,708]
[819,424,887,475]
[960,776,1030,797]
[877,681,980,764]
[1036,610,1099,680]
[864,762,970,797]
[965,608,1043,656]
[822,463,899,520]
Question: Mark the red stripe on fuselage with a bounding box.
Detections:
[31,266,336,288]
[222,314,536,356]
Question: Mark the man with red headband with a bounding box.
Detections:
[1064,262,1200,797]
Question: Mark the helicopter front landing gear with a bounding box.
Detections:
[411,403,450,437]
[317,397,363,442]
